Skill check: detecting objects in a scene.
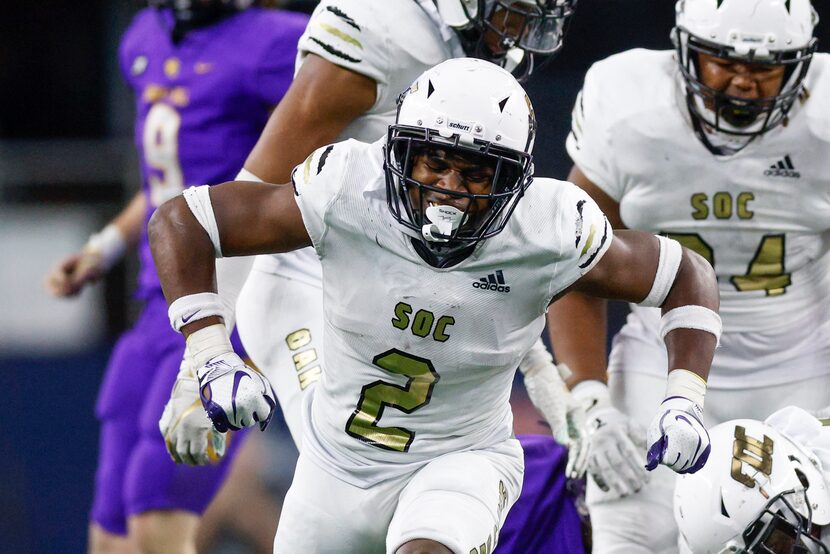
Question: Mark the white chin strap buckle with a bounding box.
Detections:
[504,47,525,73]
[422,205,465,243]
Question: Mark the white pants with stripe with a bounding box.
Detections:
[236,267,324,445]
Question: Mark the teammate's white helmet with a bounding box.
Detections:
[384,58,535,266]
[435,0,576,82]
[673,0,818,154]
[674,418,830,553]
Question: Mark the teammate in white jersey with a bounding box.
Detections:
[674,407,830,553]
[149,58,721,553]
[546,0,830,552]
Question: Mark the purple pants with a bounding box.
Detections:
[91,292,247,535]
[497,435,585,553]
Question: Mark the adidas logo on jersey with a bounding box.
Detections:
[472,270,510,293]
[764,155,800,178]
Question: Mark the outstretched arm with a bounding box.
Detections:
[546,167,649,494]
[149,180,310,332]
[547,165,625,386]
[570,229,719,382]
[149,181,311,434]
[566,228,720,475]
[45,191,146,297]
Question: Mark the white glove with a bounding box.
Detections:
[645,396,710,474]
[519,341,567,434]
[571,380,649,498]
[557,387,591,481]
[188,324,277,433]
[197,351,277,433]
[519,341,588,479]
[159,355,228,465]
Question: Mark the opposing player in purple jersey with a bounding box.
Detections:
[157,1,585,550]
[44,1,307,552]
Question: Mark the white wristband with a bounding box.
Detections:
[84,224,127,270]
[665,368,707,407]
[187,323,234,368]
[660,305,722,345]
[168,292,225,332]
[639,236,682,308]
[182,185,223,258]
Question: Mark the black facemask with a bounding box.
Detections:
[674,26,817,156]
[451,0,577,83]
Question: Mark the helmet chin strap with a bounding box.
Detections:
[422,205,466,243]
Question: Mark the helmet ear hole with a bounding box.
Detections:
[794,467,810,489]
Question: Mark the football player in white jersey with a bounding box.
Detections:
[156,1,594,550]
[674,407,830,553]
[148,58,721,553]
[546,0,830,552]
[161,0,578,451]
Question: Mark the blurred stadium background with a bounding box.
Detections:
[3,1,828,552]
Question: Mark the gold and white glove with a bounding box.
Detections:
[159,350,228,465]
[571,380,649,498]
[519,341,589,479]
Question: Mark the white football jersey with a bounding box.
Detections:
[255,0,465,284]
[567,49,830,386]
[292,139,611,485]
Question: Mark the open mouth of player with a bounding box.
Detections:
[719,102,764,129]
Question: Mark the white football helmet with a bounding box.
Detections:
[384,58,535,267]
[674,418,830,553]
[435,0,576,81]
[673,0,818,154]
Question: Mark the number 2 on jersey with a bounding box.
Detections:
[345,349,440,452]
[665,232,790,296]
[143,103,184,207]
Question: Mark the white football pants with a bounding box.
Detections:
[273,435,523,554]
[236,268,324,446]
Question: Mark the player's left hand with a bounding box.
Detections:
[645,396,710,474]
[556,394,591,480]
[518,350,590,479]
[196,352,277,433]
[159,356,228,465]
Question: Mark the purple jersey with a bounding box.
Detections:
[118,7,307,298]
[497,435,585,553]
[89,7,308,535]
[92,294,249,534]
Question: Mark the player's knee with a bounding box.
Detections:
[416,453,498,495]
[395,538,454,554]
[129,511,198,554]
[88,523,131,554]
